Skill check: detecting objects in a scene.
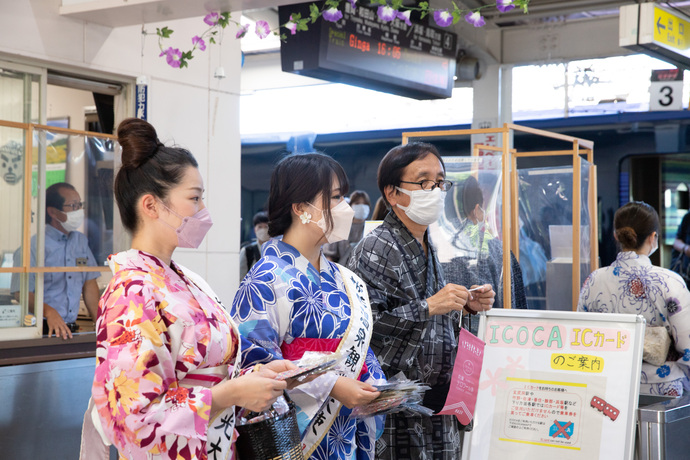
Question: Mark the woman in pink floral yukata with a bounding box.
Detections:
[81,118,296,460]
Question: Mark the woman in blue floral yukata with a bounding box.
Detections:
[230,153,386,459]
[578,201,690,396]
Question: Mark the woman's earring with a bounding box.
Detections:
[300,211,312,224]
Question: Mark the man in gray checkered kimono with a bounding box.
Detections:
[349,142,495,460]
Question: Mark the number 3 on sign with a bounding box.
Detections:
[650,80,683,111]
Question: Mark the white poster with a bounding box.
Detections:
[463,310,644,460]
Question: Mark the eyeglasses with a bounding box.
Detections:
[399,180,453,192]
[62,201,85,211]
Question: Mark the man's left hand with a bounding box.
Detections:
[465,284,495,313]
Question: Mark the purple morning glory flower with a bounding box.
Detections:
[236,24,249,39]
[255,20,271,39]
[192,35,206,51]
[285,15,298,35]
[465,11,486,27]
[323,7,343,22]
[433,10,453,27]
[347,0,357,10]
[204,12,220,26]
[159,47,182,68]
[377,6,397,22]
[496,0,516,13]
[396,10,412,26]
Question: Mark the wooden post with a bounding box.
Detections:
[510,150,519,263]
[572,141,581,311]
[502,125,512,310]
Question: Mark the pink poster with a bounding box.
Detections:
[439,327,485,424]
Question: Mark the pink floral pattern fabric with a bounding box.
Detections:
[92,249,239,459]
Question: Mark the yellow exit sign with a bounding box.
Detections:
[620,3,690,68]
[653,5,690,51]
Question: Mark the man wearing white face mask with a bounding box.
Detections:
[324,190,371,264]
[349,142,496,460]
[239,211,270,281]
[10,182,100,340]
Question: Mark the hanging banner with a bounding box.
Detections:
[135,76,148,120]
[439,327,485,425]
[462,309,644,460]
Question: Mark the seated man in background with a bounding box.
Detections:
[239,210,270,281]
[11,182,100,340]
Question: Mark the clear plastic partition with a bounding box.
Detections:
[0,125,28,327]
[33,127,117,266]
[516,159,593,310]
[429,155,514,316]
[2,126,117,332]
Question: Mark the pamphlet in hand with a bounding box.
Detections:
[275,351,340,382]
[351,374,433,418]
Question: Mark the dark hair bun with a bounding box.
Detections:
[615,226,637,249]
[117,118,161,169]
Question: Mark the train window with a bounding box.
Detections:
[618,153,690,269]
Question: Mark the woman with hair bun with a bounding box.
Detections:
[230,153,386,459]
[82,118,296,459]
[578,201,690,396]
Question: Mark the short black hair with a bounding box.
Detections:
[45,182,76,225]
[460,175,483,218]
[253,211,269,227]
[377,142,444,207]
[349,190,371,206]
[268,153,349,237]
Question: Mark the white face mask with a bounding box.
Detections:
[255,227,269,242]
[61,209,84,233]
[352,204,370,221]
[396,187,446,226]
[649,233,658,257]
[309,200,355,243]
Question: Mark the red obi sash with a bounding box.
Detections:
[281,338,368,380]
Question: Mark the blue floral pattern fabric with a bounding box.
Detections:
[578,251,690,395]
[230,239,386,459]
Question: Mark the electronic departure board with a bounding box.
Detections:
[279,2,458,99]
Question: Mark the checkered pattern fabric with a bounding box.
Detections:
[349,212,464,458]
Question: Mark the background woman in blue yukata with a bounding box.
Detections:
[578,201,690,396]
[230,153,386,459]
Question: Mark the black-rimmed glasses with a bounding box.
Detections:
[399,180,453,192]
[62,201,85,211]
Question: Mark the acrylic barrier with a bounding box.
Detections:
[517,161,594,310]
[0,123,118,332]
[462,309,644,460]
[428,156,520,315]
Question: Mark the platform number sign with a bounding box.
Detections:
[650,68,683,111]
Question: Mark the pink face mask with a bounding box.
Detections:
[160,203,213,248]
